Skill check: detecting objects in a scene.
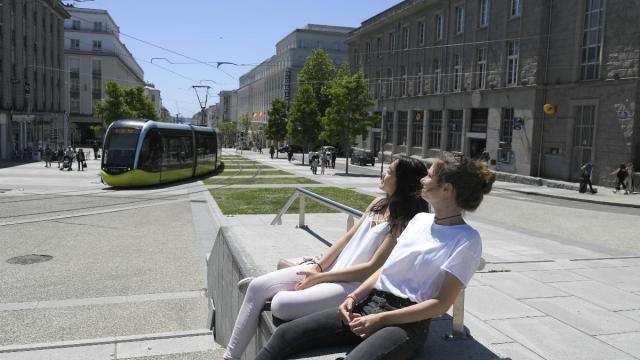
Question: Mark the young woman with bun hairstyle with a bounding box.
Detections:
[223,157,429,360]
[256,155,496,360]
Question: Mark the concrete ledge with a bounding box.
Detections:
[207,220,503,359]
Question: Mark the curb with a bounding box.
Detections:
[498,187,640,209]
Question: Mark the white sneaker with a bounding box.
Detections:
[237,277,254,290]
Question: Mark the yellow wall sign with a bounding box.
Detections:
[543,104,557,115]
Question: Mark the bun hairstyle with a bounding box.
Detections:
[371,156,429,238]
[432,154,496,211]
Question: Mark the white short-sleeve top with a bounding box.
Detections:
[375,212,482,303]
[329,212,389,271]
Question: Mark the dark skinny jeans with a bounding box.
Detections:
[256,290,431,360]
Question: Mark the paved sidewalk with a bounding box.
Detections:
[215,149,640,359]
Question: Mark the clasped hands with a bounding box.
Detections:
[338,296,383,338]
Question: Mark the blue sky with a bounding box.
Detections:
[71,0,400,117]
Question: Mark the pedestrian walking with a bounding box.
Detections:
[57,146,64,168]
[331,151,337,169]
[269,145,275,159]
[287,147,293,163]
[610,163,630,194]
[76,149,86,171]
[310,153,319,175]
[320,152,326,175]
[92,141,99,160]
[44,145,52,168]
[325,151,332,170]
[579,161,596,194]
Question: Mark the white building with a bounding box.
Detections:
[64,6,144,145]
[143,84,162,118]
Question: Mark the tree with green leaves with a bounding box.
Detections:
[297,48,337,117]
[288,84,321,164]
[265,98,288,159]
[238,113,252,151]
[321,71,377,174]
[218,121,237,147]
[95,81,158,125]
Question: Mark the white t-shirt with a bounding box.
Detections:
[330,213,389,271]
[375,212,482,303]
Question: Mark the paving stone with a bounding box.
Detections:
[572,267,640,292]
[523,296,640,335]
[488,317,635,360]
[0,344,114,360]
[116,335,216,358]
[596,332,640,358]
[473,272,568,299]
[549,280,640,311]
[620,310,640,323]
[520,269,590,283]
[465,286,544,320]
[491,342,545,360]
[463,312,513,345]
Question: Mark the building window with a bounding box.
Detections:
[455,6,465,34]
[365,41,371,62]
[453,55,462,91]
[72,19,80,30]
[415,63,423,95]
[398,111,408,145]
[507,40,519,86]
[375,71,381,99]
[433,59,442,93]
[69,59,80,113]
[500,108,514,144]
[581,0,604,80]
[479,0,490,27]
[573,105,595,169]
[470,108,488,133]
[92,40,102,51]
[510,0,521,18]
[384,112,393,143]
[70,38,80,49]
[93,22,102,32]
[400,66,407,96]
[447,110,463,151]
[411,112,424,147]
[435,14,444,40]
[476,48,487,89]
[418,21,425,45]
[92,59,102,101]
[385,68,393,98]
[353,48,360,68]
[377,37,383,58]
[388,32,395,52]
[429,110,442,148]
[402,27,409,49]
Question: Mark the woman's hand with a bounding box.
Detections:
[294,270,323,290]
[338,296,360,324]
[348,313,385,338]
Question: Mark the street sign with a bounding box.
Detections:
[512,117,523,130]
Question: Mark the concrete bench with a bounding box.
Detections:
[207,219,495,359]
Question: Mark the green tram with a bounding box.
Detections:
[100,120,221,187]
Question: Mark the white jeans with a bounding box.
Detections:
[223,264,358,360]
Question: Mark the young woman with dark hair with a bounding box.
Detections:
[255,155,496,360]
[223,157,429,360]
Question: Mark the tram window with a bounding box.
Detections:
[104,127,140,168]
[139,131,161,172]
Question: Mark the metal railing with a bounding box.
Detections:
[271,187,362,231]
[270,186,481,340]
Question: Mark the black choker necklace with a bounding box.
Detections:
[434,214,463,223]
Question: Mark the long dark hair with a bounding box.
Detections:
[371,156,429,237]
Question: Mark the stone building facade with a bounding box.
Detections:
[64,6,144,145]
[347,0,639,185]
[236,24,353,129]
[0,0,69,161]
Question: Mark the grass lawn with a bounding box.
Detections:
[218,169,292,176]
[204,177,319,185]
[210,187,375,215]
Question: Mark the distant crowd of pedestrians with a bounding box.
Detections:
[42,142,100,172]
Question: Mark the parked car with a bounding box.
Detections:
[350,149,375,166]
[277,144,304,153]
